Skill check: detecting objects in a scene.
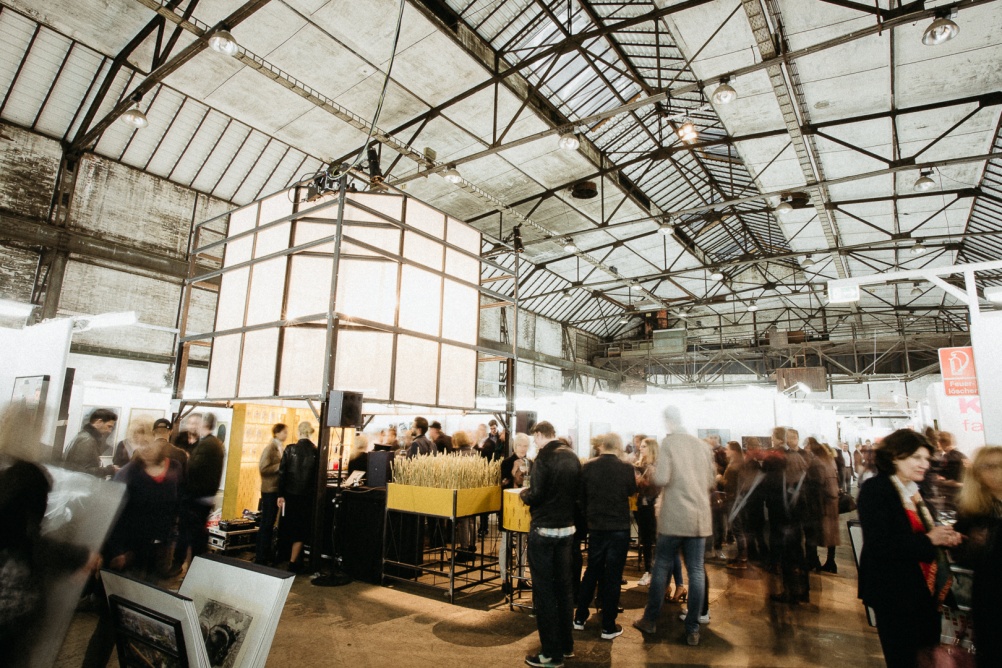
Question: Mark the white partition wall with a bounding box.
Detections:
[180,186,483,410]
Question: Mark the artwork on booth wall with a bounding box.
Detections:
[109,595,188,668]
[198,598,253,668]
[82,405,122,456]
[698,429,730,447]
[129,408,166,428]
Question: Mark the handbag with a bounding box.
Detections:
[838,491,857,514]
[917,607,975,668]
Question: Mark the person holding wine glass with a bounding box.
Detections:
[501,433,531,490]
[857,429,963,668]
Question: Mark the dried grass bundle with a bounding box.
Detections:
[392,453,501,489]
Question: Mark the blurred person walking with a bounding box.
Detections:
[255,423,286,565]
[633,407,716,646]
[171,413,224,575]
[521,421,581,667]
[277,421,319,573]
[573,433,636,640]
[955,445,1002,668]
[805,440,841,573]
[633,437,660,586]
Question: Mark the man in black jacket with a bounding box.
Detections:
[520,421,581,668]
[171,413,225,573]
[64,408,118,478]
[407,417,434,457]
[573,433,636,640]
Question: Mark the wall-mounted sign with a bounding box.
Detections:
[939,346,978,396]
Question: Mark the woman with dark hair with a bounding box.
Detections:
[955,445,1002,668]
[805,441,841,573]
[634,437,660,587]
[857,429,962,668]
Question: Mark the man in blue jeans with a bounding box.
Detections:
[633,407,716,646]
[521,421,581,668]
[573,433,636,640]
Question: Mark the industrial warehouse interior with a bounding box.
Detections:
[1,0,1001,666]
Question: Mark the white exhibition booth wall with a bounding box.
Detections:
[0,319,73,455]
[927,382,985,456]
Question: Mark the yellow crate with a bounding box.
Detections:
[502,489,532,532]
[386,484,501,518]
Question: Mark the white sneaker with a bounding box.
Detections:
[679,610,710,624]
[638,572,651,587]
[572,619,585,631]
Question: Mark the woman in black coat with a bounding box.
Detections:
[857,429,962,668]
[955,445,1002,668]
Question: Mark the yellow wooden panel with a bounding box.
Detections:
[502,489,532,532]
[455,485,501,517]
[386,484,500,518]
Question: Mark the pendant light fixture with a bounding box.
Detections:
[208,28,239,56]
[775,195,793,215]
[747,301,758,312]
[561,289,572,302]
[677,119,698,144]
[442,165,462,183]
[802,254,816,268]
[922,9,960,46]
[710,269,724,281]
[120,96,149,129]
[558,132,580,150]
[910,284,923,296]
[913,170,936,192]
[712,77,737,105]
[910,239,927,255]
[563,238,578,253]
[658,219,675,236]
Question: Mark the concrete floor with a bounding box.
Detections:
[55,538,886,667]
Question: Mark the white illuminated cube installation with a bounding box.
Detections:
[194,187,481,409]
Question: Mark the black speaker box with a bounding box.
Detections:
[327,390,363,428]
[515,410,537,434]
[367,450,393,488]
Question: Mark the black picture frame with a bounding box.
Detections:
[109,595,188,668]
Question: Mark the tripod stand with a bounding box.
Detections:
[312,426,352,587]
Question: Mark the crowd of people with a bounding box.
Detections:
[3,398,1000,668]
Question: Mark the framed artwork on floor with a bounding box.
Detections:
[109,595,188,668]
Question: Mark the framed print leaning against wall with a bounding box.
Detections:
[109,595,188,668]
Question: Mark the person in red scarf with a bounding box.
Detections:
[857,429,962,668]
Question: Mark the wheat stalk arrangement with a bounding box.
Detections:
[392,453,501,489]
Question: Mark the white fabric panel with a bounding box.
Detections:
[279,327,326,396]
[259,192,293,224]
[333,330,393,400]
[445,248,479,284]
[344,193,402,224]
[245,257,286,326]
[226,204,258,244]
[446,216,480,252]
[206,334,241,399]
[286,256,332,321]
[342,224,400,258]
[238,328,278,398]
[441,280,478,345]
[405,198,445,237]
[215,267,249,331]
[403,230,443,269]
[438,344,476,408]
[336,258,397,325]
[293,220,339,254]
[393,335,438,405]
[398,265,441,336]
[223,233,254,267]
[254,221,290,258]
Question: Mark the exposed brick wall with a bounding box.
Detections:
[0,122,61,221]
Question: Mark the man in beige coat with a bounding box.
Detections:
[633,406,716,646]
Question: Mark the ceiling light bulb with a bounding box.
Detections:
[120,102,148,129]
[561,289,572,302]
[619,315,630,324]
[710,270,724,281]
[748,301,758,312]
[558,133,580,150]
[913,171,935,192]
[911,240,926,255]
[911,285,923,296]
[802,255,816,268]
[442,166,462,184]
[563,238,577,253]
[712,81,737,105]
[208,29,239,56]
[922,16,959,46]
[775,201,793,215]
[677,121,698,144]
[658,222,674,236]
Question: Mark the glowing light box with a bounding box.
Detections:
[188,187,482,409]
